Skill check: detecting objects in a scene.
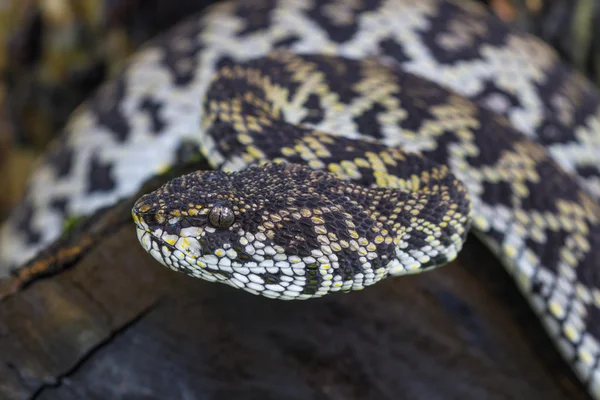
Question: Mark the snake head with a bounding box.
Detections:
[132,162,471,300]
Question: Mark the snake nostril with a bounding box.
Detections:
[133,199,153,214]
[143,213,165,226]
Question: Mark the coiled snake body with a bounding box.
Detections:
[2,0,600,396]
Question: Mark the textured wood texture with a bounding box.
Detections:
[0,167,589,400]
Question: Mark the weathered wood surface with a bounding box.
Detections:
[0,167,589,400]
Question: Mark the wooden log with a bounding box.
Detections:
[0,165,588,400]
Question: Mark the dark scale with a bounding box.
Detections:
[576,165,600,179]
[302,0,383,44]
[416,0,508,65]
[205,84,274,123]
[484,227,506,248]
[367,257,388,274]
[422,255,450,270]
[86,154,117,194]
[297,55,365,103]
[139,97,166,134]
[179,264,196,276]
[44,139,74,178]
[352,102,388,140]
[403,134,462,172]
[479,180,514,209]
[524,229,571,276]
[403,231,432,253]
[521,160,586,213]
[530,269,557,301]
[209,56,305,112]
[299,93,326,125]
[462,112,528,168]
[88,77,131,142]
[336,255,363,281]
[204,121,245,165]
[378,38,411,65]
[216,270,233,280]
[215,56,235,72]
[233,0,279,37]
[570,230,600,294]
[164,218,184,235]
[302,263,323,295]
[584,298,600,341]
[533,62,600,146]
[260,272,282,285]
[156,19,205,87]
[391,75,457,127]
[272,34,302,49]
[231,244,251,261]
[14,202,42,246]
[471,80,523,118]
[49,198,69,216]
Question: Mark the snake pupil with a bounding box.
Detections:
[209,203,234,228]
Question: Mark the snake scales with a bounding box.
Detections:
[1,0,600,396]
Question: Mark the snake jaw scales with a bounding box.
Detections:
[132,162,471,299]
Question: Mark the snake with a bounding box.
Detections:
[1,0,600,396]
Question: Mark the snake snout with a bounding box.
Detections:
[132,196,165,228]
[132,194,155,214]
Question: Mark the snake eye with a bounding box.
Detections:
[209,203,235,228]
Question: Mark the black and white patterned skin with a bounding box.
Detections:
[2,0,600,396]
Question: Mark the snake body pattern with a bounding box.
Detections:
[2,0,600,396]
